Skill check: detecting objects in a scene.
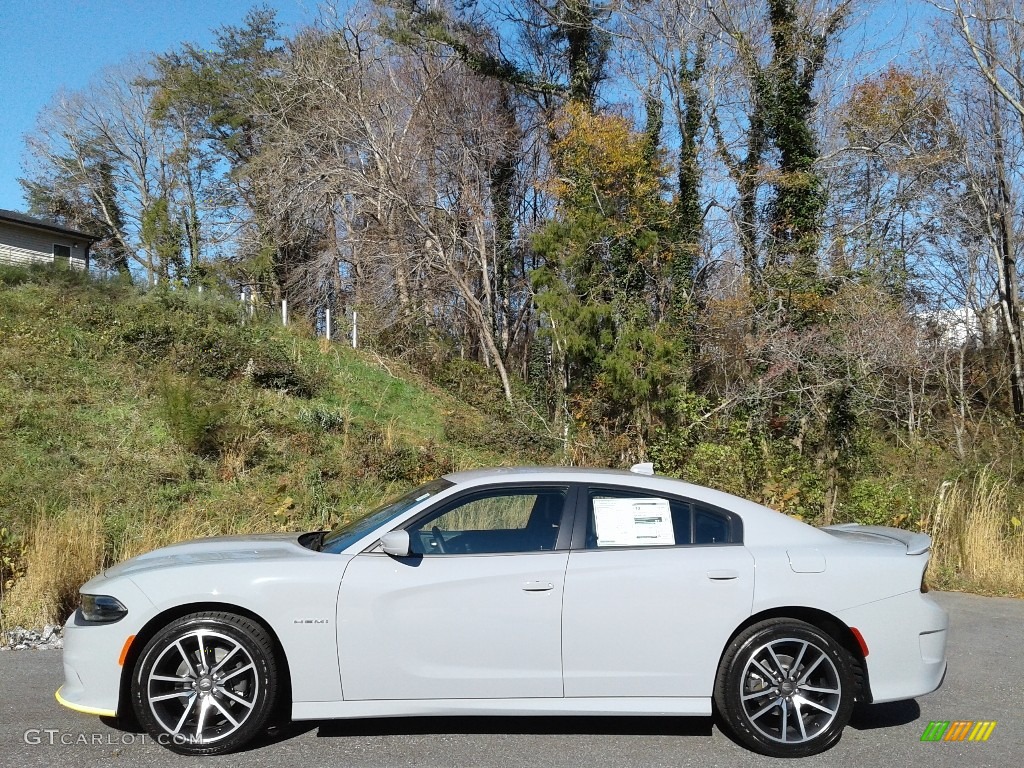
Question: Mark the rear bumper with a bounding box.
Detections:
[838,590,948,704]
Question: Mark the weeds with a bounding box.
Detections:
[927,470,1024,596]
[1,506,104,628]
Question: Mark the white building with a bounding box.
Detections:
[0,209,99,271]
[919,305,1001,348]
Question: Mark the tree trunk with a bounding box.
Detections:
[986,76,1024,421]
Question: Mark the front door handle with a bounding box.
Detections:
[522,580,554,592]
[706,569,739,580]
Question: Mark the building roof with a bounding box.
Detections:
[0,209,101,242]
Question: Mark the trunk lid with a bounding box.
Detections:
[820,523,931,555]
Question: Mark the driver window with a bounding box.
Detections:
[408,488,567,555]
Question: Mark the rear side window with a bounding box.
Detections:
[694,504,731,544]
[585,488,739,548]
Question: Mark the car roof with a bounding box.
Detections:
[444,466,642,483]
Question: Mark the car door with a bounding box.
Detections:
[337,484,573,700]
[561,484,755,698]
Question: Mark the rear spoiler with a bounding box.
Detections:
[822,523,931,555]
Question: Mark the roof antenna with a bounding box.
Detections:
[630,462,655,476]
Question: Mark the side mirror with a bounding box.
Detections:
[380,530,411,557]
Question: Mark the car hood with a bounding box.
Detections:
[104,532,312,578]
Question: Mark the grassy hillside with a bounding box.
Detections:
[1,267,1021,630]
[0,267,550,628]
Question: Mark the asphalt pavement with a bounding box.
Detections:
[0,591,1018,768]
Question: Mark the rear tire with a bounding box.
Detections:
[131,611,278,755]
[714,618,855,757]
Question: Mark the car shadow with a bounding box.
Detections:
[100,715,142,734]
[848,700,921,730]
[104,702,917,749]
[313,715,714,739]
[100,714,323,751]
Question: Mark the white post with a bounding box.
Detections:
[282,298,288,326]
[352,309,358,349]
[325,307,331,341]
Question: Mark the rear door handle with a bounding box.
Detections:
[706,569,739,580]
[522,580,554,592]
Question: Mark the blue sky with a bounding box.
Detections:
[0,1,932,215]
[0,0,316,212]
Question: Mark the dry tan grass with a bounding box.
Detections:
[926,470,1024,596]
[0,503,278,629]
[116,508,271,562]
[1,505,105,628]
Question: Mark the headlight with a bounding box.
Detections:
[80,594,128,622]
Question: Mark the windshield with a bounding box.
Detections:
[319,478,454,554]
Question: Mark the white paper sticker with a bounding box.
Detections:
[593,497,675,547]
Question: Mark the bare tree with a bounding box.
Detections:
[20,62,220,284]
[252,19,529,401]
[940,0,1024,422]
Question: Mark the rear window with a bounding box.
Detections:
[585,487,739,548]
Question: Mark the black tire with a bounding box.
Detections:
[713,618,856,758]
[131,611,279,756]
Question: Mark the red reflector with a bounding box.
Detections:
[850,627,869,657]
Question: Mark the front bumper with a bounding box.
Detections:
[838,590,948,704]
[57,610,133,717]
[57,579,151,718]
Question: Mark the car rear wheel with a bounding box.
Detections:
[131,611,278,755]
[714,618,856,758]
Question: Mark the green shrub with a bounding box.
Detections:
[155,376,230,458]
[839,478,920,527]
[107,295,323,397]
[297,404,348,433]
[113,309,181,360]
[246,342,324,398]
[681,442,749,497]
[0,265,35,287]
[0,262,103,289]
[430,358,509,414]
[170,324,252,379]
[350,425,455,483]
[443,410,558,462]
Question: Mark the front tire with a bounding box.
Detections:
[131,611,278,755]
[714,618,855,758]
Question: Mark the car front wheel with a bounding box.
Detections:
[131,611,278,755]
[714,618,856,758]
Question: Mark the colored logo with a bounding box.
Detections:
[921,721,997,742]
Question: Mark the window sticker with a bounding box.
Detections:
[593,497,674,547]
